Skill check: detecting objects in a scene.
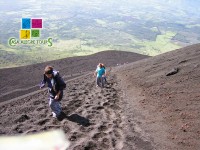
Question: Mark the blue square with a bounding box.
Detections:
[22,18,31,29]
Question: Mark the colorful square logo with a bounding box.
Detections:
[22,18,31,29]
[20,18,43,39]
[32,19,42,28]
[20,30,31,39]
[31,29,40,38]
[9,17,53,47]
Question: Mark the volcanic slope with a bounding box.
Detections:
[0,50,148,102]
[116,43,200,150]
[0,44,200,149]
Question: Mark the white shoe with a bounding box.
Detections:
[52,112,57,118]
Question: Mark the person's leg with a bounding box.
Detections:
[104,76,107,83]
[96,77,98,87]
[102,76,106,84]
[101,77,104,88]
[49,98,62,118]
[96,77,101,87]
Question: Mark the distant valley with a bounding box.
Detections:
[0,0,200,68]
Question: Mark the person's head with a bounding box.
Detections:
[44,66,53,78]
[97,63,101,68]
[99,63,103,68]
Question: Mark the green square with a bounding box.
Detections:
[31,29,40,38]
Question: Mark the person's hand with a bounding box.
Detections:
[40,84,45,89]
[55,94,59,100]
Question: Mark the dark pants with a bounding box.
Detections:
[49,98,62,117]
[102,76,107,83]
[96,76,104,88]
[49,91,63,117]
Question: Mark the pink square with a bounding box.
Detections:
[32,19,42,28]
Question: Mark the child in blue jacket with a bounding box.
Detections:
[94,63,105,88]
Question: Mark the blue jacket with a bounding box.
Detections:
[40,71,66,100]
[96,67,105,77]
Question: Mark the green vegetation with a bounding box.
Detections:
[0,0,200,68]
[144,34,180,56]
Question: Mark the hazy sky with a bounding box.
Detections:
[0,0,200,29]
[1,0,200,14]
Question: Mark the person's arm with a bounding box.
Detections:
[104,69,107,76]
[94,71,97,77]
[102,68,105,77]
[55,90,61,100]
[40,74,47,89]
[94,68,98,77]
[54,74,65,100]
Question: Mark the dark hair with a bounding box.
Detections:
[44,66,53,74]
[99,63,103,68]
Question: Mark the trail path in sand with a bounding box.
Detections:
[0,72,128,150]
